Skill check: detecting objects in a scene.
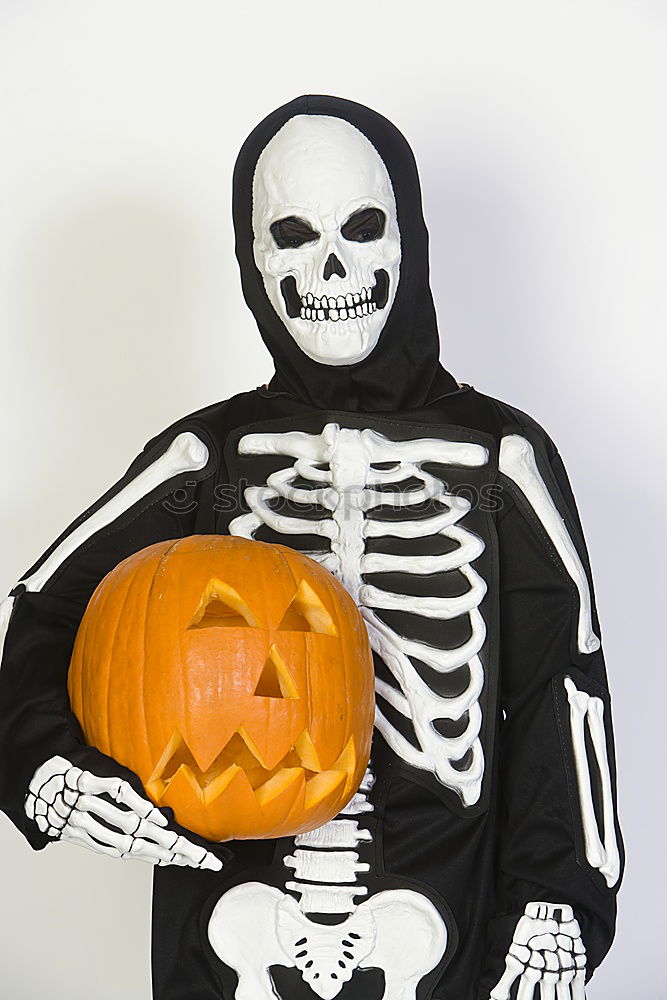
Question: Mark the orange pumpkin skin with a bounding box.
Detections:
[67,535,375,842]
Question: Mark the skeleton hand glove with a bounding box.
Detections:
[25,755,222,870]
[489,903,586,1000]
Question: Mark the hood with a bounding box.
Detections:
[232,94,458,412]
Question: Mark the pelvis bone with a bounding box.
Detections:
[208,882,447,1000]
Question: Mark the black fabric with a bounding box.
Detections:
[232,94,458,412]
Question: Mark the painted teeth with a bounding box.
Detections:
[297,286,379,322]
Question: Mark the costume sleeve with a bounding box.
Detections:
[0,428,214,849]
[477,428,623,998]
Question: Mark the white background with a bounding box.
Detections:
[0,1,665,996]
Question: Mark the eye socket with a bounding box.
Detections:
[270,216,320,249]
[340,207,386,243]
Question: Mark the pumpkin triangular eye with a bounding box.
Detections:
[188,579,258,630]
[277,604,312,632]
[277,580,338,636]
[253,645,299,699]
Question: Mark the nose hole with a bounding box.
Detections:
[323,252,346,281]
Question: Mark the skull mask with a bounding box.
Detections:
[252,115,401,366]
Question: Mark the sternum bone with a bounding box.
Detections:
[330,501,366,603]
[327,425,372,602]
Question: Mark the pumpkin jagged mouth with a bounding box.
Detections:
[146,727,357,809]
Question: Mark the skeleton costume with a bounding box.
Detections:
[0,96,622,999]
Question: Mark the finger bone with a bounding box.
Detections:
[40,774,66,804]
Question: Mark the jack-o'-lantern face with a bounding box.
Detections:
[68,535,375,841]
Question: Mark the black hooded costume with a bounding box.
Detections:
[0,96,622,999]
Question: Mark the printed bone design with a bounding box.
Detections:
[229,423,490,806]
[564,677,621,888]
[208,770,448,1000]
[490,902,586,1000]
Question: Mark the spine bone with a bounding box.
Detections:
[284,768,376,915]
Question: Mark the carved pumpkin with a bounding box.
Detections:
[67,535,374,842]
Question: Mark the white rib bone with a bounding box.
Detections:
[266,466,335,507]
[364,500,471,536]
[565,677,621,887]
[370,607,486,674]
[362,525,485,572]
[374,670,483,734]
[243,486,336,538]
[364,477,446,507]
[231,422,489,805]
[499,435,600,654]
[366,610,484,802]
[369,627,485,725]
[360,562,487,619]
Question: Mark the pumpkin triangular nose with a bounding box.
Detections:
[254,645,299,700]
[323,252,346,280]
